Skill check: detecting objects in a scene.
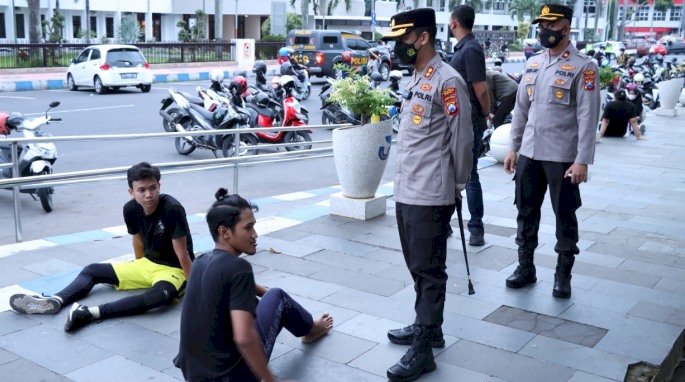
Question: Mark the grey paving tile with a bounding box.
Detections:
[375,264,414,284]
[590,279,685,310]
[437,339,575,382]
[350,230,404,251]
[270,342,294,362]
[277,328,376,364]
[519,335,635,381]
[0,346,19,366]
[359,248,407,266]
[536,246,625,268]
[587,242,678,266]
[264,227,314,242]
[256,270,345,300]
[0,357,71,382]
[0,311,39,336]
[66,355,178,382]
[459,281,574,317]
[349,342,489,381]
[628,301,685,328]
[256,236,324,258]
[653,277,685,294]
[441,311,535,352]
[618,259,685,281]
[308,266,407,297]
[559,304,683,364]
[0,324,112,374]
[297,234,379,256]
[321,288,415,326]
[246,250,331,276]
[483,223,517,237]
[295,220,374,240]
[122,305,181,335]
[484,306,607,347]
[304,249,394,275]
[161,365,185,380]
[283,293,360,327]
[469,246,518,271]
[270,349,385,381]
[499,260,600,291]
[568,370,620,382]
[0,267,42,288]
[80,322,179,371]
[20,259,81,277]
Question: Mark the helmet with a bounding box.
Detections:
[252,60,267,74]
[278,47,293,58]
[254,93,270,107]
[633,72,645,83]
[271,76,282,89]
[389,70,403,81]
[7,112,24,129]
[656,55,664,63]
[280,62,294,76]
[229,75,248,95]
[0,112,9,135]
[493,58,503,67]
[280,74,295,89]
[213,105,228,125]
[210,69,224,83]
[625,82,639,93]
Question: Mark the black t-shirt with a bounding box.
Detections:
[174,249,257,381]
[602,100,638,137]
[449,33,487,119]
[123,194,194,268]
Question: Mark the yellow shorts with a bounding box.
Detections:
[112,257,186,292]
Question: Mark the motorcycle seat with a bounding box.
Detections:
[177,90,204,106]
[189,103,215,122]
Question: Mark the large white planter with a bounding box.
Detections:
[679,88,685,107]
[489,123,511,163]
[332,120,392,199]
[658,77,685,109]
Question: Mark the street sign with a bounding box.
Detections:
[371,12,376,26]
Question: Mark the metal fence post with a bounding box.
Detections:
[233,132,240,194]
[11,142,23,242]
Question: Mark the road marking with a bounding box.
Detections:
[0,95,36,100]
[23,104,135,116]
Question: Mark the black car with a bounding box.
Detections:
[667,42,685,55]
[286,30,393,80]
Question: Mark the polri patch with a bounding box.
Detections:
[583,69,596,91]
[421,83,432,92]
[424,66,435,79]
[412,114,423,125]
[555,90,564,99]
[412,104,425,116]
[441,87,459,116]
[554,78,567,86]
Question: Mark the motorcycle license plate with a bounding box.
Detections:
[294,54,310,65]
[121,73,137,79]
[351,57,368,66]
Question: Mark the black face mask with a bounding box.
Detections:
[538,27,565,49]
[394,38,421,65]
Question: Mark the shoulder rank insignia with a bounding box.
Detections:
[441,87,459,116]
[421,83,432,92]
[559,64,575,71]
[424,66,435,79]
[528,62,540,69]
[554,78,567,86]
[583,69,596,91]
[527,86,533,97]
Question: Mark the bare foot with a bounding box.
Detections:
[302,313,333,343]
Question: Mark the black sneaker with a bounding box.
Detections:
[9,294,61,315]
[387,325,445,348]
[469,232,485,246]
[64,303,93,332]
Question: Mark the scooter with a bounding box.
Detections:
[0,101,61,212]
[281,61,311,101]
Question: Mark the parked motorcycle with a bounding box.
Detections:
[0,101,61,212]
[281,61,311,101]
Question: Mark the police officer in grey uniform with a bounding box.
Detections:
[504,4,600,299]
[381,8,474,381]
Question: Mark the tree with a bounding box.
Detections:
[290,0,352,22]
[42,13,65,43]
[261,13,304,38]
[176,9,207,42]
[509,0,538,22]
[118,16,142,43]
[517,21,530,42]
[28,0,42,43]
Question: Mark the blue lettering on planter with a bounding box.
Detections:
[378,135,392,160]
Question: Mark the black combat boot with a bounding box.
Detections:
[387,326,437,382]
[553,254,575,298]
[506,248,537,288]
[387,324,445,348]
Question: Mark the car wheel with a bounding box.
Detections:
[94,76,107,94]
[67,74,77,91]
[379,62,390,81]
[140,84,152,93]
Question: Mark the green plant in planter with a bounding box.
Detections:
[599,66,616,89]
[328,73,395,125]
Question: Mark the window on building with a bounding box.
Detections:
[493,0,506,12]
[440,0,447,11]
[636,6,649,21]
[105,17,114,38]
[90,16,97,36]
[583,0,596,15]
[426,0,433,7]
[41,14,46,39]
[73,15,81,38]
[16,14,26,38]
[670,6,682,21]
[653,8,665,21]
[0,13,5,38]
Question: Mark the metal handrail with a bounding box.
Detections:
[2,123,353,243]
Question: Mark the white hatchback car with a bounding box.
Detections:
[67,44,154,94]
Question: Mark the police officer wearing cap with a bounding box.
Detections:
[382,8,473,381]
[504,4,600,299]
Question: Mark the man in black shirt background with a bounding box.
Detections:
[448,5,490,246]
[9,162,194,332]
[599,89,647,141]
[175,189,333,382]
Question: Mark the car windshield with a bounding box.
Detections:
[106,49,145,66]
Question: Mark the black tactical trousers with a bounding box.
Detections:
[514,155,582,255]
[396,202,455,328]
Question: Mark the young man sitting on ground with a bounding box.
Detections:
[174,189,333,382]
[9,162,194,332]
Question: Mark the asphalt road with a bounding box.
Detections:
[0,62,528,244]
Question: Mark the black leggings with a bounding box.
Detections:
[55,263,179,319]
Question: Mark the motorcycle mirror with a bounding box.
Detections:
[49,101,60,108]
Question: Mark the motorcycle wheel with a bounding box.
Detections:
[162,106,180,132]
[284,131,312,151]
[302,85,311,100]
[175,137,196,155]
[379,62,390,81]
[37,170,53,213]
[221,134,259,158]
[321,112,331,126]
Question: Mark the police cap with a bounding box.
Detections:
[381,8,436,41]
[531,4,573,24]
